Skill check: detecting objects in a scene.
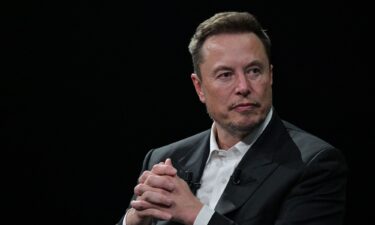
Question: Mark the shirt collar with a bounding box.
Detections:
[209,107,273,155]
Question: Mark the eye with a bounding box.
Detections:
[217,71,233,80]
[246,67,262,79]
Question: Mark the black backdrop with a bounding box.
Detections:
[2,1,374,225]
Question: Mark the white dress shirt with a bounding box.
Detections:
[194,108,273,225]
[124,109,273,225]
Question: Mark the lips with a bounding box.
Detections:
[231,102,260,112]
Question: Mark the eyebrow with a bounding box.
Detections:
[212,60,266,75]
[244,60,266,70]
[212,65,233,75]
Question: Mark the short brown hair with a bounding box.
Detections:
[188,11,271,78]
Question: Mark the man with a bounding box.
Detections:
[117,11,347,225]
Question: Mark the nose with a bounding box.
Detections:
[235,73,251,96]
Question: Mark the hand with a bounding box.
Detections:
[126,159,176,225]
[131,159,203,225]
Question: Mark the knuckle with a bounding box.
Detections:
[138,171,148,183]
[142,190,151,199]
[152,164,160,171]
[134,184,143,195]
[143,191,160,203]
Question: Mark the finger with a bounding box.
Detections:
[138,170,152,184]
[151,163,177,176]
[138,190,173,206]
[144,174,175,191]
[131,203,172,221]
[165,158,173,166]
[134,183,144,196]
[138,209,172,221]
[134,183,171,197]
[131,200,153,210]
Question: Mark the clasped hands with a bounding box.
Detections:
[126,158,203,225]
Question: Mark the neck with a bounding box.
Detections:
[215,125,251,150]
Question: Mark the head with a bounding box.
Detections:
[188,11,273,140]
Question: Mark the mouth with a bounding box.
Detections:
[230,102,260,112]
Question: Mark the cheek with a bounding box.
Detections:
[254,80,272,97]
[208,86,229,101]
[261,87,273,105]
[204,87,229,108]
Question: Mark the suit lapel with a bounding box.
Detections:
[171,131,210,194]
[215,113,289,215]
[214,155,279,214]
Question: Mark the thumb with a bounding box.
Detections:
[165,158,173,167]
[164,158,177,176]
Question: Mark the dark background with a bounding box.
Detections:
[2,1,374,225]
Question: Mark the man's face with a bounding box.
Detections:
[191,33,273,136]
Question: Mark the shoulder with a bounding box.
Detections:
[281,120,343,163]
[157,129,210,151]
[145,129,210,164]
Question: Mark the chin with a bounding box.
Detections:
[226,119,260,134]
[237,114,265,129]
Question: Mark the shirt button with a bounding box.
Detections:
[221,178,227,183]
[218,151,226,157]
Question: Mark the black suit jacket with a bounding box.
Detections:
[117,112,347,225]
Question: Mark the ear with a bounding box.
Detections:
[191,73,206,103]
[270,64,273,85]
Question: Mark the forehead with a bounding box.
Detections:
[200,33,268,64]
